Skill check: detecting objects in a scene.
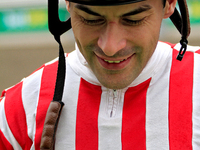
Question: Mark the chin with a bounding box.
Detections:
[101,80,131,90]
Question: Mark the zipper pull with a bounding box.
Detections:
[113,89,117,98]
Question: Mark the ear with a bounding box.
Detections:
[66,1,70,12]
[163,0,177,19]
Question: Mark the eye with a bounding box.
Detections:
[81,17,105,26]
[122,17,145,26]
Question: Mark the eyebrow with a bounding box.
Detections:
[122,5,152,17]
[75,4,101,16]
[75,4,152,17]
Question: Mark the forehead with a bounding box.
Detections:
[72,0,155,16]
[68,0,145,6]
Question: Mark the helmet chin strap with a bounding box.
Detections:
[169,0,190,61]
[40,0,71,147]
[52,18,71,104]
[40,35,65,150]
[40,17,71,149]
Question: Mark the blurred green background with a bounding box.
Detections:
[0,0,200,92]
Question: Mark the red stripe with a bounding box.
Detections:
[34,62,58,150]
[122,78,151,150]
[196,49,200,54]
[4,82,33,149]
[76,78,101,150]
[169,49,193,150]
[1,90,6,98]
[0,130,14,150]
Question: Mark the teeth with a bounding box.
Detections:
[104,59,125,63]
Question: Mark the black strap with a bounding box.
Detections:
[48,0,71,102]
[40,1,71,148]
[169,0,190,61]
[40,22,70,150]
[169,8,182,35]
[52,36,66,103]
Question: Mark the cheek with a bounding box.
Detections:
[71,20,84,41]
[133,21,160,52]
[128,24,160,66]
[72,24,98,49]
[75,38,95,67]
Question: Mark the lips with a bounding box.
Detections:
[96,54,134,70]
[104,58,128,64]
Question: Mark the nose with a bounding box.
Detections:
[97,23,126,56]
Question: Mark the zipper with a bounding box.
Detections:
[110,89,118,118]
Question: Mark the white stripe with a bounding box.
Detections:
[21,68,43,146]
[0,97,22,150]
[55,63,81,150]
[146,47,172,150]
[98,87,124,150]
[174,43,200,53]
[192,53,200,149]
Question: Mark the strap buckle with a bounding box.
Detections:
[176,38,188,61]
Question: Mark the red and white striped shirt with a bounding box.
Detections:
[0,42,200,150]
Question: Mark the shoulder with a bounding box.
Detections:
[0,53,70,116]
[159,41,200,53]
[0,53,70,149]
[158,41,200,61]
[0,52,72,108]
[0,55,59,104]
[0,53,72,100]
[172,43,200,54]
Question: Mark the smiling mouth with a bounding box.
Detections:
[104,58,128,64]
[96,54,135,70]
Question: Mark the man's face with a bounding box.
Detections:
[67,0,172,89]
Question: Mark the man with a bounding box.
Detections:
[0,0,200,149]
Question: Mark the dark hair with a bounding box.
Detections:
[163,0,166,7]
